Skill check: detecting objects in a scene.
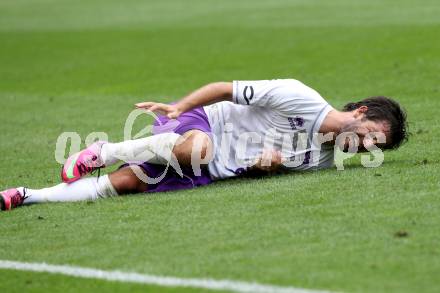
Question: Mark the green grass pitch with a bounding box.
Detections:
[1,0,440,292]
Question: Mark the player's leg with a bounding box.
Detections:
[61,130,212,183]
[172,129,213,167]
[107,166,148,195]
[1,129,213,211]
[0,176,116,210]
[61,132,181,183]
[0,167,149,211]
[101,129,212,168]
[62,103,213,184]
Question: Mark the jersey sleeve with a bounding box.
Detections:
[232,79,324,115]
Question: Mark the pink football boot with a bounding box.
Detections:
[0,188,25,211]
[61,142,106,183]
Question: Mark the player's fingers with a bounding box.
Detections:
[145,105,165,116]
[148,105,159,112]
[273,150,282,164]
[167,111,179,119]
[151,106,170,116]
[261,152,272,167]
[260,149,270,160]
[150,103,165,110]
[135,102,155,108]
[147,103,167,112]
[253,156,261,166]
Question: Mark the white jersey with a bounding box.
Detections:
[204,79,335,180]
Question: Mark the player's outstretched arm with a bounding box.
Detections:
[135,82,233,118]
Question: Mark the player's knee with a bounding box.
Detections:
[172,142,188,164]
[183,132,212,165]
[193,133,212,162]
[109,167,146,194]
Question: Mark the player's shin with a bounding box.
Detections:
[100,133,181,166]
[23,175,118,204]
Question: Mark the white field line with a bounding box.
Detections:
[0,260,334,293]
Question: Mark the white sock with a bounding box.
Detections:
[100,133,181,166]
[21,175,118,204]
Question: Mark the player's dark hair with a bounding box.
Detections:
[342,96,408,150]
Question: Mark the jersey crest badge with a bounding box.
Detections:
[288,116,305,130]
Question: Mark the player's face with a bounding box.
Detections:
[340,117,390,152]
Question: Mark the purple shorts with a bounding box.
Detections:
[120,106,213,193]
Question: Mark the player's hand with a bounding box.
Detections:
[253,149,285,173]
[135,102,182,119]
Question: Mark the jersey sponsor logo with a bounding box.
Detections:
[242,86,254,105]
[287,116,305,130]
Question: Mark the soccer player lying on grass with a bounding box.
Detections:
[0,79,408,211]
